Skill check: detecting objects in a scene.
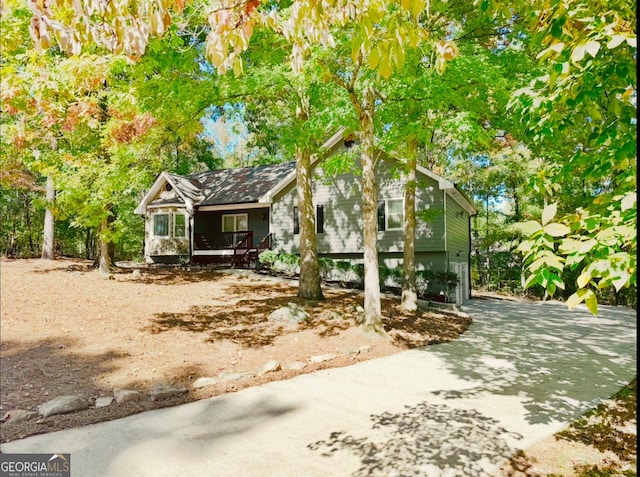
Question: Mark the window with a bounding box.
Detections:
[377,201,386,231]
[387,198,404,230]
[174,214,186,238]
[293,206,299,235]
[153,214,169,237]
[294,206,323,234]
[222,213,248,232]
[377,199,404,231]
[316,205,324,234]
[153,212,188,238]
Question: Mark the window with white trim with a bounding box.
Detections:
[386,198,404,230]
[153,214,170,237]
[222,213,248,232]
[174,214,186,238]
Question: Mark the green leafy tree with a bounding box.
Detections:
[236,35,354,301]
[377,37,527,309]
[24,0,495,329]
[2,3,222,265]
[508,0,637,313]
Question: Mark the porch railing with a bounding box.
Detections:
[194,231,253,250]
[257,233,273,251]
[193,231,274,268]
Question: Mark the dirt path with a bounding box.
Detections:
[0,258,470,443]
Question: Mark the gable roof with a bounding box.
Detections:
[135,129,345,215]
[188,161,296,206]
[135,171,197,215]
[135,128,477,216]
[165,173,202,204]
[135,162,297,215]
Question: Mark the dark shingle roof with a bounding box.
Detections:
[186,162,295,206]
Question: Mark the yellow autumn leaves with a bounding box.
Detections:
[27,0,459,79]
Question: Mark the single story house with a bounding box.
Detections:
[135,130,478,303]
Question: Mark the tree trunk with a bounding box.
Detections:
[96,208,115,274]
[41,175,55,260]
[400,139,417,312]
[296,146,324,300]
[25,193,35,255]
[359,86,384,332]
[95,93,114,274]
[85,228,95,260]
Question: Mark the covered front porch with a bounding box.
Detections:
[191,206,273,268]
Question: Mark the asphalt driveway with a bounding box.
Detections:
[2,298,636,476]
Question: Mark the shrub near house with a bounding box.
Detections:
[259,251,460,303]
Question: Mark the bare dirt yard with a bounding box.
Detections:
[0,257,471,443]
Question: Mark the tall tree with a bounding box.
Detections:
[401,138,418,311]
[375,30,524,308]
[29,0,636,313]
[4,2,225,267]
[41,175,56,259]
[211,35,347,301]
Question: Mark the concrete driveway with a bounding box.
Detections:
[2,298,636,477]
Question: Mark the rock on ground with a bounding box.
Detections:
[150,383,188,401]
[309,354,337,364]
[285,361,307,371]
[3,410,38,425]
[341,347,361,356]
[95,397,114,408]
[113,389,141,404]
[38,395,90,417]
[219,372,254,382]
[267,303,309,324]
[259,360,281,375]
[192,377,218,389]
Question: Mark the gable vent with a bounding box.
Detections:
[344,133,356,148]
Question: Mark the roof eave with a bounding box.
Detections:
[413,163,477,215]
[258,169,297,204]
[446,186,478,216]
[134,172,195,215]
[261,128,349,203]
[198,202,271,212]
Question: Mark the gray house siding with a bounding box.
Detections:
[444,193,470,259]
[414,177,446,252]
[270,181,297,252]
[270,156,447,257]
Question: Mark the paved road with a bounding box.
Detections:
[2,298,636,477]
